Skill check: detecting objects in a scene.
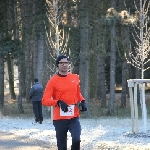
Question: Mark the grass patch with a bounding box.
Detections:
[3,93,33,118]
[3,93,150,119]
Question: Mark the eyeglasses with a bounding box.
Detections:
[59,62,69,65]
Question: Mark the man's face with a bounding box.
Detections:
[58,58,69,73]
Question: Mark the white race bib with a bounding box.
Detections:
[60,105,75,116]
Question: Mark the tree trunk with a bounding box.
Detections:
[108,0,116,115]
[0,1,7,116]
[37,33,44,82]
[0,57,4,116]
[7,55,16,100]
[97,53,107,108]
[136,68,140,105]
[32,0,38,80]
[95,20,107,107]
[17,51,25,113]
[6,0,16,100]
[79,0,91,118]
[14,0,24,113]
[121,61,127,108]
[120,25,130,108]
[21,0,32,102]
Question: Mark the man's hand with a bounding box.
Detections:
[79,100,87,111]
[57,100,68,112]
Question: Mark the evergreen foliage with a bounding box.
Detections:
[0,38,23,59]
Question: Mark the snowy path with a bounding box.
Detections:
[0,117,150,149]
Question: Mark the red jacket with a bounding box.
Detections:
[42,73,85,120]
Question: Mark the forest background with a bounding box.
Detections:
[0,0,150,118]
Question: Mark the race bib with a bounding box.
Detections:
[60,105,75,116]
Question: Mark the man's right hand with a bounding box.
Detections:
[57,100,68,112]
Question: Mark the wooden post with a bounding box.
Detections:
[129,87,134,132]
[141,83,147,132]
[133,83,138,134]
[128,80,135,133]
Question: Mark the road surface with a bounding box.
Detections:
[0,131,57,150]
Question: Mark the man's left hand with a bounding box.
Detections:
[79,100,87,111]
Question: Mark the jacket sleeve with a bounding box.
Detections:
[29,86,34,99]
[77,76,85,102]
[42,80,58,106]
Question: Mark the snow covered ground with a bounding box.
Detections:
[0,117,150,149]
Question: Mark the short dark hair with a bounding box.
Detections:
[34,78,38,83]
[56,55,69,67]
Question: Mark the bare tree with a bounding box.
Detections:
[125,0,150,133]
[45,0,69,58]
[127,0,150,78]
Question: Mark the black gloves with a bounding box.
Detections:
[79,100,87,111]
[57,100,68,112]
[57,100,87,112]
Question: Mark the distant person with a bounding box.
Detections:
[42,55,87,150]
[30,78,43,124]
